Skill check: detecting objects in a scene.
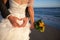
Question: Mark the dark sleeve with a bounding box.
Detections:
[25,7,30,17]
[0,0,10,18]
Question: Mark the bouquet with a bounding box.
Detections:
[34,19,45,32]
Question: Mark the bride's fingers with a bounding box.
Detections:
[11,17,29,27]
[21,18,28,27]
[12,22,21,27]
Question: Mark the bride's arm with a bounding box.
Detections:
[28,0,34,29]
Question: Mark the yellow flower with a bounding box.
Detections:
[40,26,45,32]
[39,21,45,32]
[39,21,45,27]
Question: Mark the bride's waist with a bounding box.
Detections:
[9,7,26,13]
[8,9,26,18]
[12,13,25,18]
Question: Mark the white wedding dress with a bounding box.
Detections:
[0,0,31,40]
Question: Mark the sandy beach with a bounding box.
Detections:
[30,24,60,40]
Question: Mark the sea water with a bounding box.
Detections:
[34,7,60,29]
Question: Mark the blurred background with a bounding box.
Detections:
[30,0,60,40]
[34,0,60,29]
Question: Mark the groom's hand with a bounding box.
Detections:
[8,15,21,27]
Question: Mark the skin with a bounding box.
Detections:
[3,0,34,28]
[2,0,7,4]
[28,0,34,29]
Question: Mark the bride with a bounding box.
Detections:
[0,0,34,40]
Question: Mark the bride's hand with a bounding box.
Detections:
[30,23,34,29]
[8,15,22,27]
[20,17,28,27]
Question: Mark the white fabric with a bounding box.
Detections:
[0,0,31,40]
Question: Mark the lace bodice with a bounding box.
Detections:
[9,0,28,18]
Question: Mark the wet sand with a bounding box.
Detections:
[30,25,60,40]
